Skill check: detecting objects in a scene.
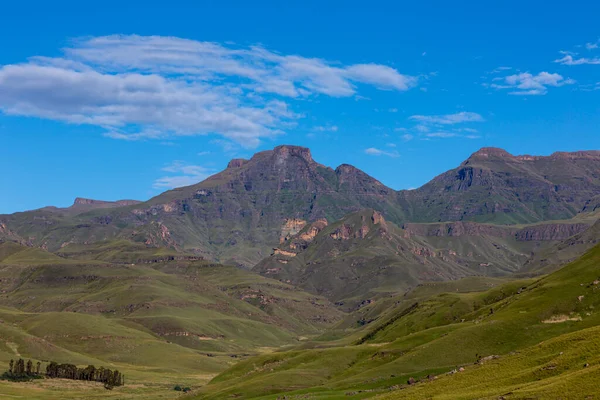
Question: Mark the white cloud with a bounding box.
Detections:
[197,151,211,156]
[554,54,600,65]
[314,125,339,132]
[364,147,399,157]
[409,112,484,125]
[490,72,574,95]
[489,66,512,74]
[414,124,430,133]
[404,111,485,140]
[0,35,417,147]
[153,161,214,189]
[586,42,599,50]
[401,134,414,141]
[426,132,458,138]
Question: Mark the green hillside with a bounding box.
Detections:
[0,241,342,398]
[195,243,600,399]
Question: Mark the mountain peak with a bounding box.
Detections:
[462,147,517,166]
[272,145,313,163]
[470,147,514,159]
[72,198,140,207]
[227,158,249,169]
[73,197,110,206]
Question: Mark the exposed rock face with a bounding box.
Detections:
[74,197,109,206]
[280,218,308,244]
[372,211,385,225]
[273,248,297,257]
[298,219,328,241]
[227,159,248,169]
[515,223,589,241]
[403,222,514,239]
[284,219,328,251]
[522,219,600,273]
[330,224,354,240]
[402,221,590,242]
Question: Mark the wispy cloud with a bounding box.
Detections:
[401,111,485,140]
[490,72,574,95]
[0,35,418,147]
[554,54,600,65]
[313,125,339,132]
[364,147,399,157]
[554,40,600,65]
[409,112,484,125]
[585,41,599,50]
[153,161,214,189]
[425,132,458,138]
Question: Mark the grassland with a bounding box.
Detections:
[194,243,600,399]
[1,237,599,399]
[0,240,342,398]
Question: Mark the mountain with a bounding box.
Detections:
[404,147,600,224]
[1,145,599,399]
[0,145,407,266]
[253,208,594,309]
[1,145,598,268]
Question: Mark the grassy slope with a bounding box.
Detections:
[195,244,600,399]
[378,325,600,399]
[0,241,342,398]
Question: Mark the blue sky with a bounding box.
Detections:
[1,0,599,214]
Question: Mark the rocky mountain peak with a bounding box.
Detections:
[72,198,140,207]
[227,158,249,169]
[467,147,515,161]
[272,145,314,163]
[73,197,110,206]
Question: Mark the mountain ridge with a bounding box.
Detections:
[1,145,598,267]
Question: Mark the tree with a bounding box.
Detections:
[26,360,32,375]
[46,361,59,378]
[8,360,13,374]
[14,359,25,376]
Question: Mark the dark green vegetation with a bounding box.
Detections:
[1,358,43,382]
[0,145,599,398]
[2,358,123,389]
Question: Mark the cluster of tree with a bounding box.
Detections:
[46,362,124,389]
[3,359,124,389]
[1,359,42,382]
